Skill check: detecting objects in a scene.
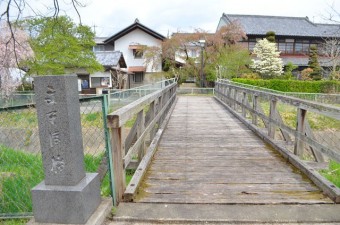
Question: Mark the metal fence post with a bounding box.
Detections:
[102,94,117,206]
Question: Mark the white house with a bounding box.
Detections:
[78,51,127,94]
[94,19,166,87]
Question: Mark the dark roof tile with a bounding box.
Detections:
[222,14,340,38]
[95,51,126,68]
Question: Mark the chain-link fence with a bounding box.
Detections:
[108,78,176,111]
[0,95,111,219]
[0,92,35,108]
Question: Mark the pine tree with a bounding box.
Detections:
[250,39,283,79]
[308,45,322,80]
[266,31,276,43]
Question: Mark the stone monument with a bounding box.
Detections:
[31,75,101,224]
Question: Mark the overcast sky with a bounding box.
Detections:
[5,0,340,37]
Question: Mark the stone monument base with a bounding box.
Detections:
[31,173,101,224]
[27,198,112,225]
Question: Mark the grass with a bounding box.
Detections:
[0,146,110,214]
[259,101,340,130]
[0,219,29,225]
[320,161,340,188]
[81,112,104,128]
[126,169,136,185]
[0,109,37,128]
[0,108,104,129]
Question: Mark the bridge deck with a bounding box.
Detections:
[136,96,332,204]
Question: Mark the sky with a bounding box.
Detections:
[3,0,340,37]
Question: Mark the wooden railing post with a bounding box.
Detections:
[222,85,227,102]
[242,92,247,117]
[146,101,156,141]
[268,98,277,138]
[252,94,258,126]
[136,109,145,163]
[110,126,126,203]
[227,86,231,106]
[294,108,307,157]
[233,89,237,110]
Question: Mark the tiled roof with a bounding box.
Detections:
[95,51,127,68]
[221,14,340,38]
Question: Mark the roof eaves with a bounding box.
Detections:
[104,21,165,44]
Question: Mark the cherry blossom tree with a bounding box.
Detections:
[250,38,283,79]
[0,22,33,97]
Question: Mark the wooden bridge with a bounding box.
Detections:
[106,81,340,223]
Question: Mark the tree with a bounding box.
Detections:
[250,38,283,79]
[308,44,322,80]
[151,22,248,86]
[1,1,84,58]
[0,22,33,97]
[266,31,276,43]
[321,36,340,80]
[283,62,298,79]
[22,16,102,75]
[206,45,251,80]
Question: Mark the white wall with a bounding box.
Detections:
[114,29,163,72]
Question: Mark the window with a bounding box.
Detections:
[248,38,256,51]
[101,77,110,86]
[91,77,110,87]
[295,40,310,54]
[190,49,198,58]
[133,72,144,83]
[133,49,143,58]
[81,79,89,89]
[278,39,294,54]
[93,44,114,52]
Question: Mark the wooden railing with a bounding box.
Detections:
[215,80,340,202]
[107,82,177,204]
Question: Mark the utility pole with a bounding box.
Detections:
[199,39,206,87]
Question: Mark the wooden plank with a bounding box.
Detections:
[214,96,340,203]
[136,109,145,163]
[268,98,277,138]
[110,127,125,203]
[123,93,176,168]
[216,88,340,162]
[135,96,334,204]
[294,108,306,157]
[124,97,177,202]
[252,95,258,125]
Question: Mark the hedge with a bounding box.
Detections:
[231,79,340,93]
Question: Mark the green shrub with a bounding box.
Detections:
[0,146,110,213]
[320,161,340,188]
[231,78,340,93]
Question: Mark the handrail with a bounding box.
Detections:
[106,82,177,204]
[215,81,340,161]
[218,78,340,104]
[108,78,176,108]
[215,81,340,202]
